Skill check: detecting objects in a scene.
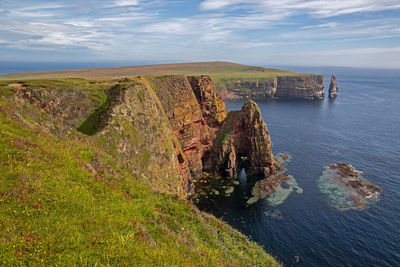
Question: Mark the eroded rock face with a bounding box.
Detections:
[205,100,278,178]
[152,76,215,183]
[225,78,277,99]
[222,75,325,100]
[14,86,91,135]
[188,76,227,128]
[329,75,338,98]
[275,76,325,99]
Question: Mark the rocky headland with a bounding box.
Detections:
[9,75,279,198]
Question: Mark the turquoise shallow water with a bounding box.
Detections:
[211,67,400,266]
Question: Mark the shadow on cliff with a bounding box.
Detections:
[77,96,110,136]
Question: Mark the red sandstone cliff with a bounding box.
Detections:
[152,75,277,191]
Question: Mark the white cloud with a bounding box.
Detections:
[200,0,241,10]
[298,47,400,56]
[200,0,400,18]
[114,0,139,6]
[278,19,400,42]
[301,22,338,29]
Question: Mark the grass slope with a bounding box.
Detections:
[0,80,281,266]
[0,61,303,81]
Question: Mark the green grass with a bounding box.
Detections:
[0,81,281,266]
[0,61,304,81]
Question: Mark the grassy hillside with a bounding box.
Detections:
[0,78,281,266]
[0,61,303,81]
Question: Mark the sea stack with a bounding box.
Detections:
[329,75,338,98]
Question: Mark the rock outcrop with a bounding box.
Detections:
[188,76,227,128]
[204,100,279,178]
[222,75,325,100]
[251,174,290,199]
[328,75,338,98]
[328,163,381,200]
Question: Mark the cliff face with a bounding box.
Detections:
[150,76,215,192]
[10,76,276,197]
[275,75,324,99]
[93,80,189,198]
[223,75,325,100]
[329,75,338,98]
[225,78,277,99]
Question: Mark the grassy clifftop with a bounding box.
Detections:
[0,78,281,266]
[0,62,301,80]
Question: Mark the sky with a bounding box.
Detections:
[1,0,400,68]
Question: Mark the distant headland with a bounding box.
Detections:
[0,61,330,100]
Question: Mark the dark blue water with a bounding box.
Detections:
[217,67,400,266]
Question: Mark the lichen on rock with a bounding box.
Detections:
[93,79,189,198]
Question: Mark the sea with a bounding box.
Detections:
[219,66,400,266]
[2,63,399,266]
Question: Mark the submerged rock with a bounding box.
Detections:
[319,163,381,210]
[266,176,303,206]
[252,174,290,199]
[264,209,284,220]
[328,163,381,199]
[328,75,338,98]
[246,174,304,206]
